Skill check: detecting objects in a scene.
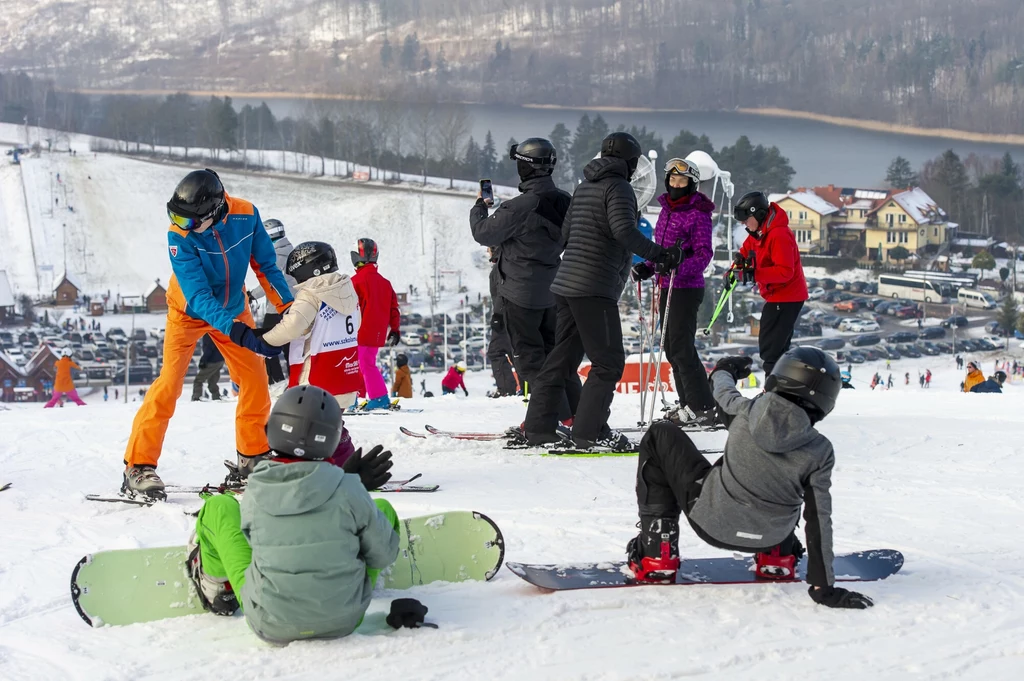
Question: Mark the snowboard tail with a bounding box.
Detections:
[507,549,903,591]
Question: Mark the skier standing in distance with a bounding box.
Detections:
[731,191,808,377]
[627,347,874,609]
[259,241,363,465]
[442,361,469,396]
[469,138,578,420]
[123,169,292,499]
[186,385,403,642]
[523,131,682,450]
[44,348,87,407]
[350,238,401,410]
[191,335,224,401]
[249,218,296,384]
[631,157,716,428]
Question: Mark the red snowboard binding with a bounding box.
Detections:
[755,547,797,580]
[627,517,680,584]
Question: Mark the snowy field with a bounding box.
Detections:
[2,362,1024,680]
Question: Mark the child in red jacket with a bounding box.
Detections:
[731,191,808,377]
[351,238,401,410]
[442,362,469,396]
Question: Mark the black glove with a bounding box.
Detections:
[630,262,655,282]
[462,387,469,397]
[386,598,438,629]
[386,330,401,347]
[711,356,753,381]
[654,245,684,274]
[229,321,281,357]
[246,291,256,305]
[491,314,504,333]
[341,444,394,491]
[808,585,874,609]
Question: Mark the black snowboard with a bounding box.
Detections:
[507,549,903,590]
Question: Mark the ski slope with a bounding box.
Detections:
[1,361,1023,680]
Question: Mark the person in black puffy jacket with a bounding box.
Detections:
[523,132,682,450]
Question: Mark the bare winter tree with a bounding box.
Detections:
[435,103,472,189]
[410,101,437,186]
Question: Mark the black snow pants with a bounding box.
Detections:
[658,286,714,411]
[758,302,804,377]
[504,299,580,420]
[524,295,621,441]
[192,362,224,400]
[487,330,519,396]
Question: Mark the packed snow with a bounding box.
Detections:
[2,360,1024,680]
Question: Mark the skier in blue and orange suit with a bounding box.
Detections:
[122,169,294,500]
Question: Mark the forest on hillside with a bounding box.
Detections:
[2,0,1023,135]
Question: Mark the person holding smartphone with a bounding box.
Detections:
[470,138,578,428]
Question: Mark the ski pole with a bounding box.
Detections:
[647,270,676,427]
[642,280,660,425]
[702,276,738,337]
[636,280,648,424]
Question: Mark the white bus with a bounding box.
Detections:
[903,270,976,296]
[877,275,947,303]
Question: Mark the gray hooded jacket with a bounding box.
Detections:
[689,372,837,586]
[252,236,297,299]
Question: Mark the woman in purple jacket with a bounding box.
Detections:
[632,158,716,426]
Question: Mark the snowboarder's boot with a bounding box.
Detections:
[234,451,272,481]
[626,516,680,583]
[122,465,166,501]
[186,531,240,616]
[364,395,391,411]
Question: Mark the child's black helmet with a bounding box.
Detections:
[266,385,343,460]
[764,346,841,422]
[287,241,338,283]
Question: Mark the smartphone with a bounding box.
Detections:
[479,179,494,206]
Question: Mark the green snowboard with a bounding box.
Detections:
[71,511,504,627]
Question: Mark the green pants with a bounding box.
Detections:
[195,493,400,596]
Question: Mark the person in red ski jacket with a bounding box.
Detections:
[732,191,808,377]
[351,238,400,410]
[442,362,469,396]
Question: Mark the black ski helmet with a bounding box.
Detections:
[764,346,842,422]
[167,169,227,227]
[733,191,771,227]
[264,218,285,241]
[266,385,343,460]
[600,132,642,161]
[351,237,379,267]
[286,241,338,283]
[510,138,557,173]
[396,353,409,368]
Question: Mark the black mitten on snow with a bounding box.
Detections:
[386,598,438,629]
[341,444,393,491]
[808,585,874,609]
[711,356,753,382]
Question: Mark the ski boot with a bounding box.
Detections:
[667,405,720,429]
[573,424,632,452]
[364,395,392,411]
[186,531,240,616]
[754,538,804,580]
[122,465,166,501]
[626,516,681,583]
[233,451,272,481]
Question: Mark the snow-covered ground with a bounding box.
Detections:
[2,362,1024,680]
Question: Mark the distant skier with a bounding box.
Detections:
[44,348,87,407]
[186,385,404,642]
[392,353,413,399]
[905,372,910,386]
[632,157,716,427]
[442,362,469,396]
[250,219,296,385]
[925,369,932,388]
[840,370,854,389]
[626,347,874,609]
[122,169,292,500]
[731,191,808,376]
[962,362,984,392]
[191,335,224,401]
[523,132,681,450]
[887,373,894,389]
[351,238,400,410]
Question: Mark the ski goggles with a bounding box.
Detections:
[664,158,700,182]
[166,202,222,231]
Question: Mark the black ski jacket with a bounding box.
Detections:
[551,157,664,300]
[470,175,571,310]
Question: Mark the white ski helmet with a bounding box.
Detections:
[455,361,467,372]
[60,347,73,358]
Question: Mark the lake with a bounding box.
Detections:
[232,98,1024,188]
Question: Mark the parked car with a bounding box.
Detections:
[401,331,423,346]
[820,278,837,290]
[975,338,998,351]
[934,342,953,354]
[833,300,863,312]
[883,346,902,359]
[941,315,969,328]
[887,331,918,344]
[899,344,922,358]
[984,321,1012,337]
[815,338,847,350]
[847,320,881,333]
[848,281,868,293]
[846,350,866,363]
[917,342,940,356]
[862,282,878,294]
[917,326,946,339]
[862,348,886,361]
[838,292,857,301]
[850,333,881,347]
[893,306,919,319]
[837,317,863,331]
[822,291,843,304]
[807,287,826,301]
[733,346,760,357]
[961,339,982,352]
[805,277,819,288]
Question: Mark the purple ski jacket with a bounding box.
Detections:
[648,191,715,289]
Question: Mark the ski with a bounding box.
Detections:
[347,408,424,415]
[399,426,428,438]
[85,493,162,507]
[0,482,11,492]
[164,474,427,495]
[540,446,723,458]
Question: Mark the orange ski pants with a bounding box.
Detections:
[124,307,270,467]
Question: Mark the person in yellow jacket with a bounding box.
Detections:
[392,353,413,399]
[45,348,87,407]
[962,361,985,393]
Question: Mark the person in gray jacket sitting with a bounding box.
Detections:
[626,346,874,609]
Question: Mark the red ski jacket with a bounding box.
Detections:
[738,204,808,303]
[352,264,400,347]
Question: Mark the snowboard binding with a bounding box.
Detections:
[627,517,680,584]
[755,547,797,580]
